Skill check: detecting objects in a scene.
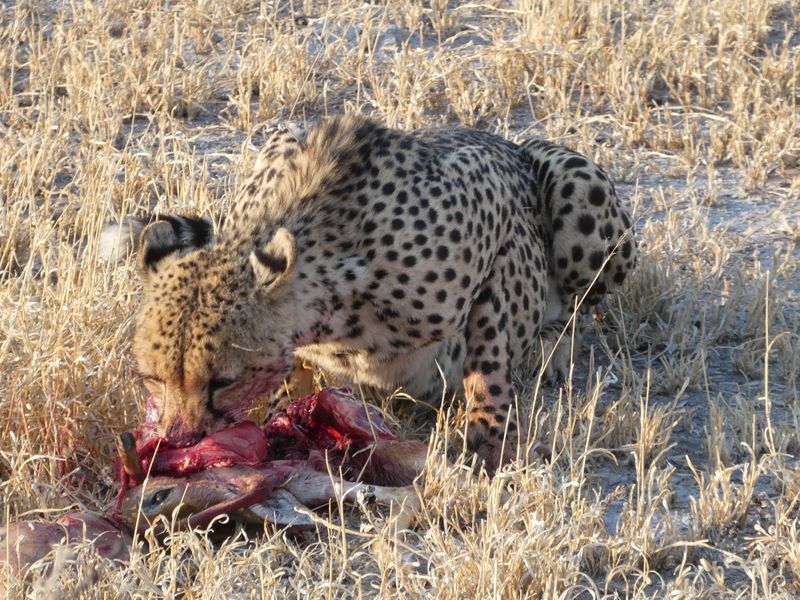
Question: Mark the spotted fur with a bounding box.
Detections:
[117,115,636,471]
[519,139,637,381]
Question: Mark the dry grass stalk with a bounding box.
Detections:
[1,0,798,596]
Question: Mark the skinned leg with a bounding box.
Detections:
[282,469,419,516]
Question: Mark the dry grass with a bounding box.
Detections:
[1,0,799,597]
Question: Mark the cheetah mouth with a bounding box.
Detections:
[142,372,282,434]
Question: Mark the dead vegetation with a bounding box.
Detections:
[1,0,799,596]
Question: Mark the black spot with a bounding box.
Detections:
[382,182,396,195]
[481,361,498,374]
[571,246,584,261]
[589,186,606,206]
[589,251,604,270]
[561,182,575,198]
[475,287,492,305]
[577,215,595,235]
[564,157,588,169]
[622,240,633,259]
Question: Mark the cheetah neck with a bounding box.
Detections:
[275,249,370,351]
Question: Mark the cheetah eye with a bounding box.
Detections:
[207,377,236,417]
[209,378,235,392]
[141,375,164,387]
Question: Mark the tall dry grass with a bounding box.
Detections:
[1,0,798,596]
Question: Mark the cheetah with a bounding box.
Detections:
[106,115,636,472]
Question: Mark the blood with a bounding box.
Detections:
[114,388,422,513]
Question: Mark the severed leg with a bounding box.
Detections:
[282,467,418,510]
[246,489,316,528]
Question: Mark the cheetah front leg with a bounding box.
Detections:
[462,283,518,474]
[537,276,580,384]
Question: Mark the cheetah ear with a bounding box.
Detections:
[250,228,296,290]
[139,216,214,275]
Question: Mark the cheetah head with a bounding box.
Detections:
[133,219,298,446]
